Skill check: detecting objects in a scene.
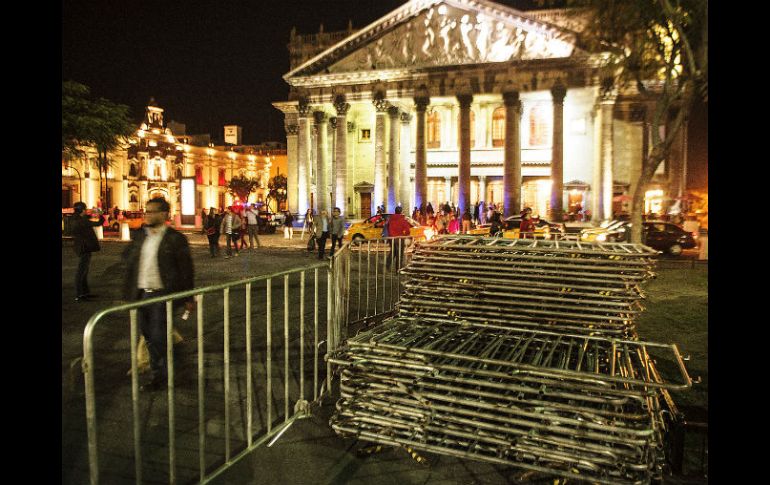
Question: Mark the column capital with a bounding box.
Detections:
[373,91,390,112]
[456,93,473,109]
[600,78,618,103]
[550,80,567,104]
[502,90,520,106]
[387,106,400,118]
[313,111,328,124]
[285,124,299,136]
[297,97,312,117]
[400,112,413,123]
[414,97,430,112]
[333,95,350,115]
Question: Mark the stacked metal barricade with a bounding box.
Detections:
[329,236,691,484]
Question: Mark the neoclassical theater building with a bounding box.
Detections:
[273,0,687,222]
[62,99,287,221]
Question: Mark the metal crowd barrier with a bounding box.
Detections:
[328,235,694,484]
[330,236,413,337]
[82,261,333,485]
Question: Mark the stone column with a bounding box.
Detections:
[502,89,522,217]
[313,110,329,213]
[444,176,452,205]
[549,80,567,222]
[333,95,350,216]
[285,123,299,215]
[329,117,338,210]
[297,98,312,218]
[479,175,487,203]
[413,91,430,211]
[399,112,413,210]
[373,93,389,212]
[600,88,617,220]
[457,93,473,215]
[387,105,400,211]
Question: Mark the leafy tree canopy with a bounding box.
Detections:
[266,173,288,212]
[227,174,262,204]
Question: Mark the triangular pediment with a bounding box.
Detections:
[285,0,577,82]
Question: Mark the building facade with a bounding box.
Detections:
[273,0,687,222]
[62,99,288,222]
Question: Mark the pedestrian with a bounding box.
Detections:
[473,202,480,225]
[284,211,294,239]
[489,211,503,236]
[519,210,536,239]
[71,201,105,302]
[384,206,412,270]
[200,208,208,234]
[435,211,448,234]
[479,200,486,225]
[411,206,420,222]
[244,203,262,249]
[235,210,249,250]
[330,207,345,254]
[122,197,194,391]
[426,202,434,218]
[315,210,331,259]
[447,211,459,234]
[462,210,472,234]
[204,207,220,257]
[219,206,241,258]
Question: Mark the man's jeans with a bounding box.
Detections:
[138,290,169,380]
[248,225,261,248]
[331,234,343,253]
[76,252,92,297]
[317,231,329,259]
[225,233,238,256]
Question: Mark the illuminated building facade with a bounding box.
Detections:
[62,99,288,222]
[273,0,688,221]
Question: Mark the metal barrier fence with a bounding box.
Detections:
[330,236,413,341]
[82,261,333,485]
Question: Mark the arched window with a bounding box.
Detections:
[129,162,138,177]
[528,104,551,147]
[457,110,475,147]
[492,107,506,147]
[427,111,441,149]
[175,166,182,180]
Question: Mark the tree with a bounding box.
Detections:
[546,0,707,243]
[62,81,135,205]
[227,174,262,205]
[265,173,288,213]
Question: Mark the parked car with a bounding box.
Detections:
[257,211,281,234]
[343,214,434,241]
[580,221,696,255]
[500,215,566,239]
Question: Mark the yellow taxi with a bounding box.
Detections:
[344,214,434,241]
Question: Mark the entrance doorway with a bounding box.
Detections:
[360,193,372,219]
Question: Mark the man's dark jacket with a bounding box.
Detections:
[71,214,104,256]
[122,227,195,305]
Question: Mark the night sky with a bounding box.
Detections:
[62,0,705,189]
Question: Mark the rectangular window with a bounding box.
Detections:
[360,129,371,141]
[218,168,227,186]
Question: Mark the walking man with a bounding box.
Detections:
[315,210,331,260]
[71,201,104,302]
[122,198,194,391]
[330,207,345,254]
[219,207,241,258]
[384,206,412,270]
[244,203,262,249]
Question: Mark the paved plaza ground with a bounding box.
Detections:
[62,232,707,484]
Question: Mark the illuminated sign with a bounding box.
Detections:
[181,177,196,216]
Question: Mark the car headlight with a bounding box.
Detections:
[596,234,607,242]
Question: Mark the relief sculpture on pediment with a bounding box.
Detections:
[328,4,573,74]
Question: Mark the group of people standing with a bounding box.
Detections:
[202,205,263,258]
[308,207,345,260]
